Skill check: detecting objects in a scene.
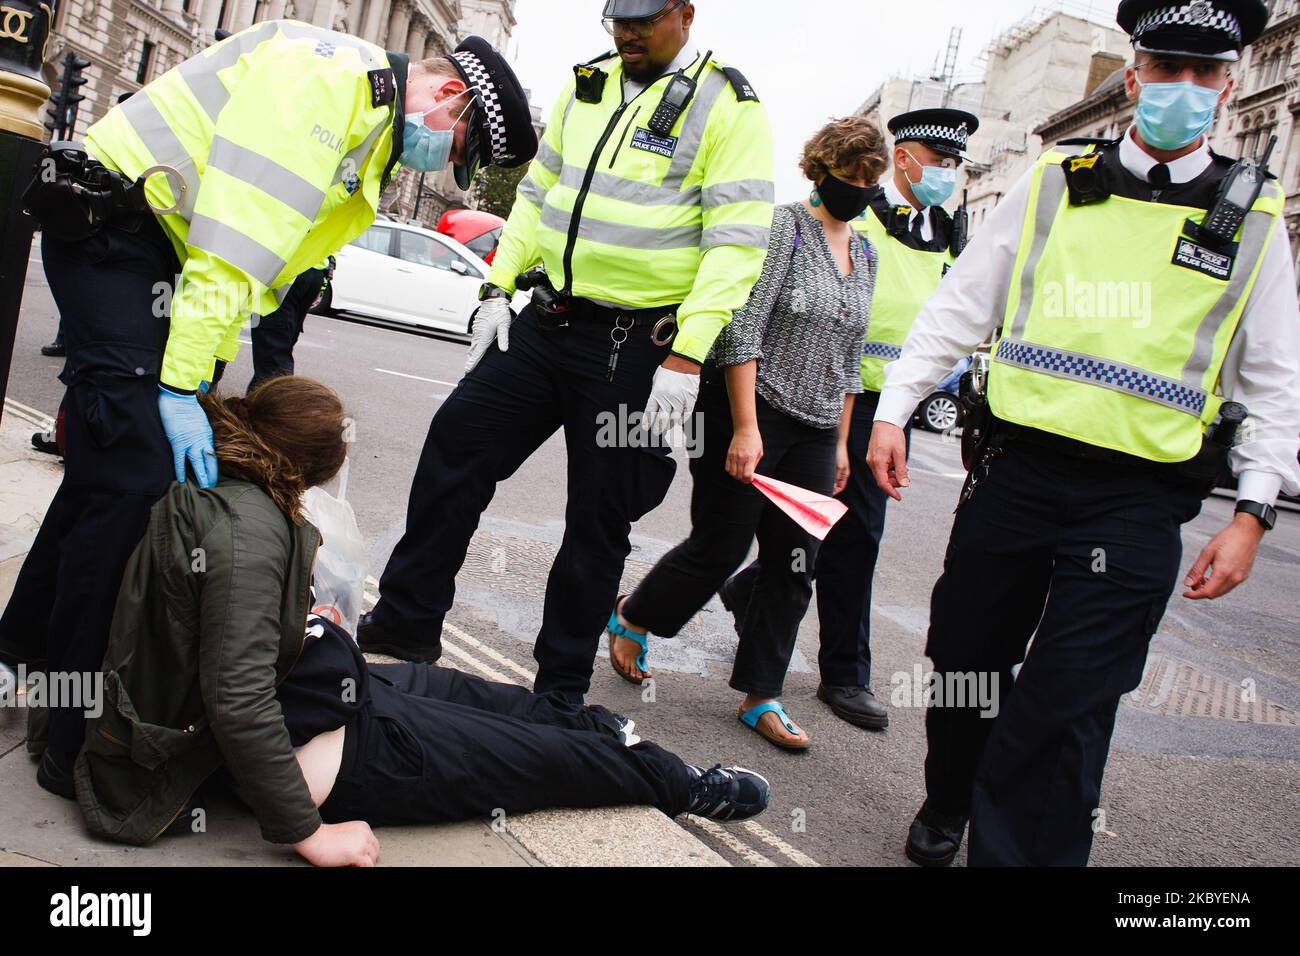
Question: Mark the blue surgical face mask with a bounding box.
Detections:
[1135,79,1223,151]
[905,151,957,208]
[402,89,476,173]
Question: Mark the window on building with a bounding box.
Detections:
[136,40,154,85]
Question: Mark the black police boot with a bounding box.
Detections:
[40,335,65,358]
[717,577,746,637]
[817,683,889,730]
[685,765,771,822]
[356,611,442,664]
[905,802,968,867]
[36,749,77,801]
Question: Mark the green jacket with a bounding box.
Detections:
[74,480,322,847]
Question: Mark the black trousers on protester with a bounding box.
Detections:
[369,303,677,699]
[923,437,1203,866]
[726,389,911,689]
[248,267,326,392]
[622,371,839,699]
[0,219,179,761]
[320,662,691,824]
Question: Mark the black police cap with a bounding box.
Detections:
[1118,0,1267,62]
[603,0,681,17]
[888,108,981,160]
[445,35,539,190]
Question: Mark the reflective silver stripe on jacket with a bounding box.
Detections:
[702,179,775,209]
[995,337,1208,416]
[536,140,563,177]
[1007,162,1068,342]
[1181,181,1281,386]
[179,21,385,123]
[116,91,200,219]
[540,204,701,250]
[558,164,699,207]
[518,173,547,208]
[207,135,325,221]
[187,214,287,287]
[702,223,770,250]
[662,68,727,191]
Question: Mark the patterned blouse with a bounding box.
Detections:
[712,202,876,429]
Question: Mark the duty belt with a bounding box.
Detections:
[561,297,681,346]
[998,422,1167,470]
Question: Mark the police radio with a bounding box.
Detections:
[648,50,712,136]
[1188,135,1276,250]
[574,52,615,104]
[951,188,970,257]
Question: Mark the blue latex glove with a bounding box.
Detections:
[158,386,218,488]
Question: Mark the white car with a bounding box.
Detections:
[314,218,526,336]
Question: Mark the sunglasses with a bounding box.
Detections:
[603,0,685,39]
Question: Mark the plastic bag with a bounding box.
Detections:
[302,458,370,638]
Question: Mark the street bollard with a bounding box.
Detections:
[0,0,53,426]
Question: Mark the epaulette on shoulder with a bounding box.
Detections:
[710,58,760,103]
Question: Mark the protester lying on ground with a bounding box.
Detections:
[73,376,771,866]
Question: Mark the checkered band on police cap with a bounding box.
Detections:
[893,123,971,151]
[1134,2,1243,44]
[450,48,509,163]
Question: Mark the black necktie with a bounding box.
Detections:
[1148,163,1171,188]
[910,212,926,243]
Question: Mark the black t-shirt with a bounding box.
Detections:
[275,610,368,747]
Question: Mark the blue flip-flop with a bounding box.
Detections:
[739,700,811,751]
[607,596,650,685]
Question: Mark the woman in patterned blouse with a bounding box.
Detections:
[607,117,889,750]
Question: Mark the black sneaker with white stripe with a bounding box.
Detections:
[685,764,771,821]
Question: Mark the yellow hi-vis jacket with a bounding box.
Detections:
[84,19,402,391]
[852,204,955,392]
[989,148,1285,462]
[487,51,775,363]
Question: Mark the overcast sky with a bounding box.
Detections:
[506,0,1122,200]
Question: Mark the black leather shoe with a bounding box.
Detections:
[31,430,60,456]
[817,683,889,730]
[717,577,746,636]
[356,611,442,664]
[40,340,65,358]
[905,804,968,867]
[36,750,76,801]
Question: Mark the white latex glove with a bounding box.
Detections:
[465,297,513,374]
[642,365,701,442]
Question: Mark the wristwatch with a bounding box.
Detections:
[478,282,511,302]
[1235,500,1277,531]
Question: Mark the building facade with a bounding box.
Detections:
[41,0,518,226]
[856,9,1128,236]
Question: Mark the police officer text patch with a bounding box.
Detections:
[630,128,678,159]
[368,69,396,108]
[1172,237,1234,281]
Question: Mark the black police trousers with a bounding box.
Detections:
[621,371,839,698]
[726,389,911,690]
[319,662,691,825]
[369,303,676,699]
[922,438,1203,866]
[248,266,326,392]
[0,218,179,762]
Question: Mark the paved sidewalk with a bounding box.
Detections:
[0,400,725,867]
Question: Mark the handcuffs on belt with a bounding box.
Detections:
[23,141,187,241]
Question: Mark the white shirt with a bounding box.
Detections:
[883,176,935,243]
[621,43,699,103]
[876,126,1300,507]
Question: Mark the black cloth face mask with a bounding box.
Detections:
[817,172,873,222]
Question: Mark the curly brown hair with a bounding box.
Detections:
[799,116,890,186]
[200,376,349,522]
